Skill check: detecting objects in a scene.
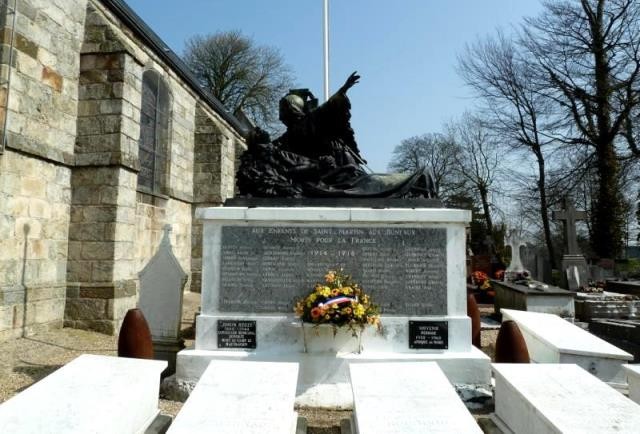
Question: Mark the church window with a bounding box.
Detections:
[138,70,171,194]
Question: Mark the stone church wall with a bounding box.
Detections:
[0,0,245,340]
[0,0,87,340]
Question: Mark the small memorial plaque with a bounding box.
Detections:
[217,320,257,349]
[408,321,448,349]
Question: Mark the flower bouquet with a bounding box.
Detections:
[294,269,381,338]
[471,270,491,290]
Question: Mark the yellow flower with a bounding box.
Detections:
[320,287,331,297]
[342,286,353,295]
[354,304,365,318]
[324,271,336,283]
[342,307,352,315]
[309,293,317,302]
[331,303,339,309]
[331,288,340,296]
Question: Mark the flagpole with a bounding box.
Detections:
[323,0,329,102]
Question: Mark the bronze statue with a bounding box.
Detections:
[236,72,437,198]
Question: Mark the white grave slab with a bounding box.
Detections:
[168,360,299,434]
[502,308,632,385]
[349,362,482,434]
[492,363,640,434]
[0,354,166,434]
[624,364,640,404]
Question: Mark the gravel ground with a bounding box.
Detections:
[0,294,500,426]
[0,292,201,418]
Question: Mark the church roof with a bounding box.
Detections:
[101,0,248,136]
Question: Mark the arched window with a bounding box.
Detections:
[138,70,170,194]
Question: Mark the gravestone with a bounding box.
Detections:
[349,362,482,434]
[552,198,589,290]
[139,225,187,375]
[168,360,300,434]
[504,232,528,282]
[175,206,491,408]
[492,364,640,434]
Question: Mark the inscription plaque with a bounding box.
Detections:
[217,320,257,349]
[219,225,447,315]
[408,321,448,349]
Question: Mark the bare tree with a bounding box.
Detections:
[458,32,561,267]
[183,30,295,132]
[387,133,466,203]
[450,114,503,240]
[522,0,640,258]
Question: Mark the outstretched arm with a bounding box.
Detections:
[338,71,360,95]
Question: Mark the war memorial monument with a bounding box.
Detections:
[172,72,491,411]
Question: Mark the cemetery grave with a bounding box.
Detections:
[168,360,300,434]
[349,362,483,434]
[0,354,167,434]
[501,308,633,388]
[492,363,640,434]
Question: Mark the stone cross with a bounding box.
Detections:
[552,198,587,255]
[506,232,527,272]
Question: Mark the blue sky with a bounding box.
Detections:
[125,0,544,172]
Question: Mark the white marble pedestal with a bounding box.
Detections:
[176,206,490,408]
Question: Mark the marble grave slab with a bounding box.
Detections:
[492,363,640,434]
[349,362,482,433]
[168,360,299,434]
[502,308,632,386]
[0,354,166,434]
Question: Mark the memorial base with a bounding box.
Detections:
[176,347,490,409]
[175,314,490,409]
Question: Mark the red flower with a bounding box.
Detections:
[310,307,323,319]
